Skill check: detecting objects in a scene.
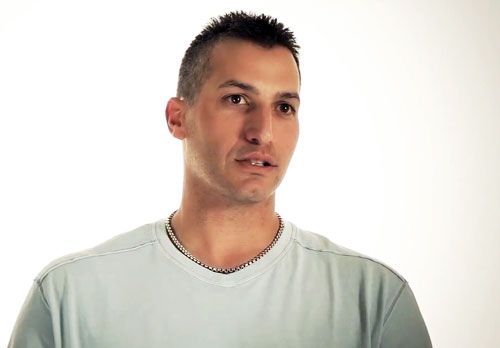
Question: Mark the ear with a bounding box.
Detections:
[165,97,187,140]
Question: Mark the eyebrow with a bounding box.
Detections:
[279,92,300,103]
[218,79,300,103]
[218,80,257,93]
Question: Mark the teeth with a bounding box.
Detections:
[249,160,265,166]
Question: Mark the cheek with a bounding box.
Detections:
[279,124,299,154]
[193,125,237,166]
[200,117,242,151]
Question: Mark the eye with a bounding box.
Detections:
[278,103,295,115]
[225,94,248,105]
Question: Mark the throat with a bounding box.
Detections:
[166,209,284,272]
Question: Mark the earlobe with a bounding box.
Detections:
[166,97,187,140]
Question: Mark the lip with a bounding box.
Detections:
[235,152,277,167]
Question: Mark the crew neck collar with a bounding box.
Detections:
[154,217,295,287]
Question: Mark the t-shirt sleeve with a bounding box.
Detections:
[379,282,433,348]
[8,282,55,348]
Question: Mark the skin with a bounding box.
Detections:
[165,39,300,268]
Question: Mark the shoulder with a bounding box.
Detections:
[289,222,407,284]
[35,221,158,285]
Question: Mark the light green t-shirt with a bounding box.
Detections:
[9,219,432,347]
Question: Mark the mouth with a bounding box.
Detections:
[235,152,278,167]
[236,159,276,167]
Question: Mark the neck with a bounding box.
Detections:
[170,182,280,269]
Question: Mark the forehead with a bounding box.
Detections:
[203,39,300,94]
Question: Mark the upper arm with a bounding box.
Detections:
[379,283,433,348]
[8,282,55,348]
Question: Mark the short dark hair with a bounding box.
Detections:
[176,11,300,104]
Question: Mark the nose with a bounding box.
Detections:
[243,106,273,145]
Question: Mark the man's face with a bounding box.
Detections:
[182,39,300,204]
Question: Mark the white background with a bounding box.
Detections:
[1,0,499,346]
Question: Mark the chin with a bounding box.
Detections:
[236,188,275,204]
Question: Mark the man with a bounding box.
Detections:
[9,12,432,347]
